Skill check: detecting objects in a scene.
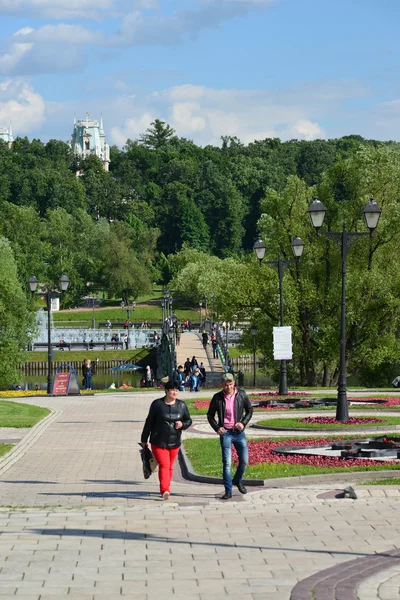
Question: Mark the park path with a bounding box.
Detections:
[0,392,399,599]
[176,331,225,381]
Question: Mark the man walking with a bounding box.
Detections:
[207,373,253,500]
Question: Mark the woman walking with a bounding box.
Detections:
[141,381,192,500]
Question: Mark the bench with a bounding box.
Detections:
[32,341,124,351]
[84,341,124,350]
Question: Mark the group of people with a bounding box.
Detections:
[171,356,207,391]
[141,372,253,501]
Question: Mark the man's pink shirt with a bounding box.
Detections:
[223,388,237,428]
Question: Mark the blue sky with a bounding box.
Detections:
[1,0,400,146]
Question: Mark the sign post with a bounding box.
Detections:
[52,364,81,396]
[273,326,292,360]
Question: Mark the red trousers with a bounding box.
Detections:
[151,445,180,495]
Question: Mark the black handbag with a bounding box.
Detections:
[139,444,158,479]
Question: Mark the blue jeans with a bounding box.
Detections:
[220,429,249,493]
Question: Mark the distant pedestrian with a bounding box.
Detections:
[199,362,206,385]
[187,319,192,332]
[145,365,154,388]
[172,365,185,391]
[201,330,208,350]
[175,325,182,346]
[124,333,128,350]
[153,331,159,345]
[212,338,218,359]
[82,358,93,390]
[190,356,198,372]
[184,358,192,378]
[188,368,202,392]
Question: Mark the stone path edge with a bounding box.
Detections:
[290,548,400,600]
[0,407,62,478]
[180,442,400,487]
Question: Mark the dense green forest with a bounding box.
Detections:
[1,120,400,387]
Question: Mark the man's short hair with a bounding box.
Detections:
[178,365,183,369]
[221,373,235,382]
[165,380,180,391]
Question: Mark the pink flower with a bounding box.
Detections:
[299,416,383,425]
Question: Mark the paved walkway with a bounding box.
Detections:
[0,392,399,599]
[175,331,224,378]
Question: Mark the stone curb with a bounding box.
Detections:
[0,406,62,477]
[180,443,400,488]
[290,548,400,600]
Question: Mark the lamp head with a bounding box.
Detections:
[59,274,70,292]
[307,197,327,232]
[253,238,266,263]
[291,236,305,258]
[362,197,381,233]
[28,275,38,293]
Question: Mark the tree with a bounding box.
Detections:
[0,237,32,389]
[140,120,175,150]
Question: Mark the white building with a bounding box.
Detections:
[70,113,110,171]
[0,124,13,148]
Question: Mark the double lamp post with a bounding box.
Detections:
[253,236,305,395]
[307,197,381,421]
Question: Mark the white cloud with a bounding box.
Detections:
[0,0,116,19]
[13,24,103,45]
[110,112,154,146]
[108,83,328,147]
[0,79,45,132]
[0,43,32,74]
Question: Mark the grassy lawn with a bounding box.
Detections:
[256,416,400,429]
[365,478,400,485]
[26,349,149,362]
[183,435,400,479]
[0,444,13,458]
[53,307,199,324]
[0,400,50,427]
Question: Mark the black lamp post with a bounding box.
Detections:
[251,326,258,387]
[307,197,381,421]
[28,274,70,395]
[253,236,305,395]
[199,301,203,329]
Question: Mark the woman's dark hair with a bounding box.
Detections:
[164,381,180,391]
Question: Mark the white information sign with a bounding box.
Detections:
[273,326,292,360]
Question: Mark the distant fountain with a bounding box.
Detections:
[32,310,155,349]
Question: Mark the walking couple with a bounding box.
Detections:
[141,373,253,500]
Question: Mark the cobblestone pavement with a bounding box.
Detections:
[0,392,399,599]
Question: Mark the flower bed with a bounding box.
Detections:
[249,391,311,400]
[299,417,384,425]
[244,437,398,468]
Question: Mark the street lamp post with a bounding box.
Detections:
[91,294,98,329]
[307,197,381,421]
[253,236,305,395]
[199,301,203,329]
[251,326,257,387]
[28,274,70,395]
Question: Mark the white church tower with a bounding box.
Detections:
[70,113,110,171]
[0,123,13,148]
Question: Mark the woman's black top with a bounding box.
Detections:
[141,398,192,449]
